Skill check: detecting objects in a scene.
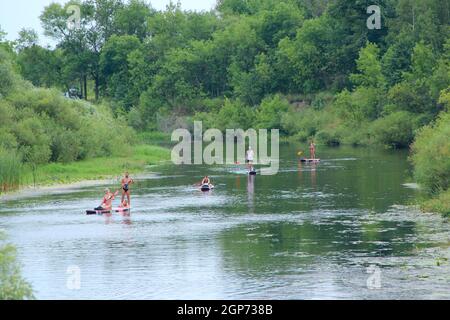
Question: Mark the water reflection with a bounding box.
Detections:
[0,145,448,299]
[247,175,255,213]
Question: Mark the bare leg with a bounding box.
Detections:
[126,192,131,206]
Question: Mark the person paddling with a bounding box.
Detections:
[309,141,316,160]
[201,176,211,186]
[246,146,255,171]
[121,172,134,206]
[96,189,119,211]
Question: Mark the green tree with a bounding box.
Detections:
[114,0,154,40]
[100,34,141,110]
[41,0,124,100]
[0,233,34,300]
[350,42,386,89]
[411,109,450,194]
[215,98,255,130]
[277,15,346,93]
[17,46,62,88]
[256,94,290,129]
[14,29,39,52]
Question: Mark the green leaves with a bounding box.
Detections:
[0,234,34,300]
[350,42,386,89]
[411,109,450,194]
[255,94,289,130]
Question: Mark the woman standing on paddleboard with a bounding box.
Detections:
[121,172,134,206]
[309,141,316,160]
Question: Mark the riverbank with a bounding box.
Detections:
[420,190,450,217]
[0,144,171,200]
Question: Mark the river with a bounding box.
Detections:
[0,144,449,299]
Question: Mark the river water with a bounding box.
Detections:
[0,145,449,299]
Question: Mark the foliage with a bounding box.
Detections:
[369,111,420,148]
[0,233,34,300]
[420,190,450,216]
[0,47,134,191]
[255,95,289,130]
[411,110,450,195]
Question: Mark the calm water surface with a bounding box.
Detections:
[0,145,449,299]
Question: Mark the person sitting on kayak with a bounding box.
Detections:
[309,141,316,160]
[121,172,134,205]
[202,176,211,185]
[96,189,118,211]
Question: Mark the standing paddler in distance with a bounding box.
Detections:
[121,172,134,206]
[246,146,255,172]
[309,140,316,160]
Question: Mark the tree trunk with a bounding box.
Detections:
[80,77,84,99]
[84,75,88,101]
[94,74,99,101]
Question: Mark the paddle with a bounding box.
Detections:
[97,190,119,208]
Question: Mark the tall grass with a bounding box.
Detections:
[22,145,171,186]
[0,151,23,193]
[137,131,172,145]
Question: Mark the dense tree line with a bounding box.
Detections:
[1,0,449,206]
[9,0,447,141]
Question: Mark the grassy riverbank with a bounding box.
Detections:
[2,145,170,191]
[421,191,450,217]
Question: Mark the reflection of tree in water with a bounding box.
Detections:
[219,219,418,276]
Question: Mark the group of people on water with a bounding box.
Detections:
[95,143,317,209]
[95,172,134,211]
[198,145,285,187]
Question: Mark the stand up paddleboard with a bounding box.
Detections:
[200,184,214,192]
[300,158,321,163]
[86,208,131,215]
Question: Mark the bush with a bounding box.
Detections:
[0,60,18,97]
[411,111,450,194]
[420,190,450,216]
[370,111,420,148]
[256,94,289,130]
[0,233,34,300]
[316,128,341,146]
[281,106,342,142]
[214,98,255,130]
